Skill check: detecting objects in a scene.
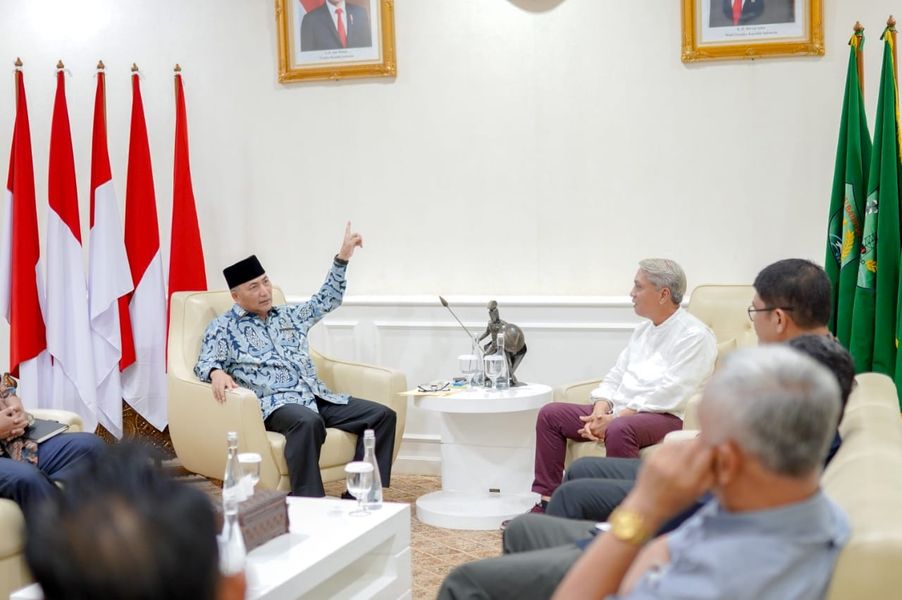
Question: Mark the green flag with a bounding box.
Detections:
[850,27,902,376]
[825,32,872,346]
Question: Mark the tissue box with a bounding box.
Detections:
[210,488,290,552]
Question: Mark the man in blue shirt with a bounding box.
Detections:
[195,224,396,497]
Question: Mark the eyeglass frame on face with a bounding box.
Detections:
[747,305,795,321]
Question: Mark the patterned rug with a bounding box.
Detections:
[324,474,502,599]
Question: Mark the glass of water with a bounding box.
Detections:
[458,354,479,389]
[238,452,262,498]
[344,461,374,516]
[484,355,505,391]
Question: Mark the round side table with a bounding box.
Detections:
[414,383,553,530]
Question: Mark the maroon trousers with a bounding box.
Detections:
[531,402,682,497]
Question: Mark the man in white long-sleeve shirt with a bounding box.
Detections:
[530,259,717,512]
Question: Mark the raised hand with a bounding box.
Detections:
[337,221,364,261]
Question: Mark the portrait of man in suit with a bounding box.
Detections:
[710,0,795,28]
[301,0,373,52]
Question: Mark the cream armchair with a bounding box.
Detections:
[562,285,757,465]
[167,289,408,491]
[1,410,84,600]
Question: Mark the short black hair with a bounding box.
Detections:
[753,259,832,329]
[25,443,220,600]
[786,334,856,424]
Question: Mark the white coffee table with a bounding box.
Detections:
[414,383,553,530]
[12,497,411,600]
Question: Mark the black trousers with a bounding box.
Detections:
[545,456,640,521]
[264,397,397,497]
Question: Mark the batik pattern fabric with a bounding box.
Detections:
[195,260,350,419]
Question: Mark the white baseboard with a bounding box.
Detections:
[394,433,442,476]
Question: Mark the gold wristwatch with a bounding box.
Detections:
[608,507,653,546]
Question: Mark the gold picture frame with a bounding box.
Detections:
[681,0,823,63]
[276,0,396,83]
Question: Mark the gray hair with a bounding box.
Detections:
[700,346,840,477]
[638,258,686,305]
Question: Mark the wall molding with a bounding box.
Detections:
[304,296,641,475]
[289,294,635,308]
[372,320,638,332]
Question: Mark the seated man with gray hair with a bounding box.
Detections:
[528,259,717,512]
[553,345,849,599]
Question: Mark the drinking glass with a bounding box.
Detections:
[344,461,374,516]
[458,354,479,389]
[484,355,505,391]
[238,452,262,498]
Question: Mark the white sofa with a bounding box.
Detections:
[823,372,902,599]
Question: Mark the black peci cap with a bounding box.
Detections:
[223,255,265,289]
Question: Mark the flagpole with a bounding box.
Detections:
[888,16,898,94]
[855,21,865,98]
[174,63,181,98]
[14,58,21,111]
[97,61,106,127]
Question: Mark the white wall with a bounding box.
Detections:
[0,0,898,467]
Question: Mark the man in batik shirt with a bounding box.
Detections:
[195,223,396,497]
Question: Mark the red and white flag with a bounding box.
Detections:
[168,69,207,327]
[0,66,51,409]
[88,66,134,438]
[45,68,97,430]
[121,70,168,430]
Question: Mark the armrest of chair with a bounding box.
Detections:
[555,379,603,405]
[664,429,699,443]
[167,375,282,489]
[29,409,84,432]
[682,392,703,430]
[311,350,408,462]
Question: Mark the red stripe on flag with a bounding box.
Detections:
[90,72,113,228]
[5,70,46,377]
[123,73,161,292]
[117,295,136,370]
[48,71,82,243]
[169,72,207,301]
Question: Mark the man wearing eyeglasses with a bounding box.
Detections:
[746,258,831,343]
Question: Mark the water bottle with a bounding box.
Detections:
[220,432,246,574]
[496,331,509,389]
[362,429,383,509]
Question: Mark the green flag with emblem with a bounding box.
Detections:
[850,27,902,377]
[825,31,871,346]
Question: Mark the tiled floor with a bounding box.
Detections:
[324,474,502,600]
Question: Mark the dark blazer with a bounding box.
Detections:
[709,0,794,28]
[300,2,372,51]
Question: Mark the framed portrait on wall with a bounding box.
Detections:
[276,0,396,83]
[681,0,823,62]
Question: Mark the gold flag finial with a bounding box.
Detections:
[14,57,22,67]
[131,63,139,73]
[854,21,864,35]
[174,63,182,73]
[888,15,897,29]
[56,60,64,70]
[97,60,105,70]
